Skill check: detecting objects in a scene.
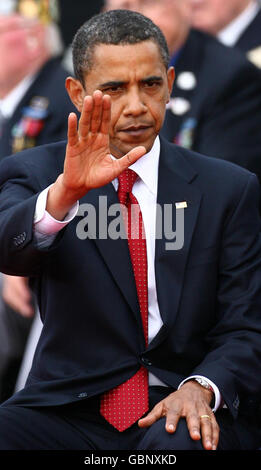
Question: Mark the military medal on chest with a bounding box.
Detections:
[11,96,49,153]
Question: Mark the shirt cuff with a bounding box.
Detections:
[34,184,79,235]
[177,375,222,413]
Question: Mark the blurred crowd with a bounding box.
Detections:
[1,0,261,406]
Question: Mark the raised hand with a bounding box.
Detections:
[47,90,146,220]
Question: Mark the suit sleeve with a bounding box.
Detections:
[191,173,261,417]
[0,155,63,276]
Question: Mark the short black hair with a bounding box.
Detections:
[72,9,170,86]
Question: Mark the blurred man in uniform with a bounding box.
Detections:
[0,0,77,402]
[105,0,261,189]
[189,0,261,67]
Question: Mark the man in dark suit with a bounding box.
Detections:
[0,9,261,451]
[190,0,261,65]
[105,0,261,186]
[0,4,77,403]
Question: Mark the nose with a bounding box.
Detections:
[123,87,147,117]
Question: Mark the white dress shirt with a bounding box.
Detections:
[217,1,260,47]
[34,136,221,410]
[0,74,35,119]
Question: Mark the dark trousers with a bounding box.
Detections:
[0,387,260,450]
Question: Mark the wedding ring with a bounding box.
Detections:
[200,414,211,419]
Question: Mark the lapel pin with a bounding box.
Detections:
[175,201,187,209]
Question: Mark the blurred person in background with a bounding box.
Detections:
[105,0,261,189]
[189,0,261,67]
[0,0,77,403]
[12,0,105,395]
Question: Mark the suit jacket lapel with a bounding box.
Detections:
[147,138,202,351]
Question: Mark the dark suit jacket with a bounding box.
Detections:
[161,29,261,186]
[0,137,261,425]
[236,9,261,52]
[0,57,76,160]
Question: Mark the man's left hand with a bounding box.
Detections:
[138,380,219,450]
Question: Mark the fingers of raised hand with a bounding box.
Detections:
[100,94,111,134]
[78,95,93,139]
[67,112,79,147]
[90,90,103,134]
[115,146,147,176]
[78,91,111,138]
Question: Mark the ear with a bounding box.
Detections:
[166,66,175,103]
[65,76,85,112]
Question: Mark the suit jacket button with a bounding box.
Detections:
[141,357,152,366]
[78,392,88,398]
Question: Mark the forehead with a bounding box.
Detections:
[86,41,166,83]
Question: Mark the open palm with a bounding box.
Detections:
[63,90,146,197]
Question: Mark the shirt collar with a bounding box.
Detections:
[111,135,160,196]
[0,73,35,119]
[217,1,260,47]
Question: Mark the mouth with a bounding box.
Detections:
[119,125,152,137]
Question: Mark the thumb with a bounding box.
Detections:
[117,146,147,173]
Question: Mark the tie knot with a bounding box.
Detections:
[118,169,138,196]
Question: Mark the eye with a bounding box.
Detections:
[102,85,124,94]
[143,81,161,89]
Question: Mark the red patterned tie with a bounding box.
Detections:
[100,169,149,431]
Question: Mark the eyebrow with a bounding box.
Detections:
[98,76,163,88]
[141,76,163,83]
[99,80,126,88]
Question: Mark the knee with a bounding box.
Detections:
[137,418,204,450]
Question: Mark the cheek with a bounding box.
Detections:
[150,90,170,122]
[0,31,30,73]
[149,101,167,129]
[108,101,123,134]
